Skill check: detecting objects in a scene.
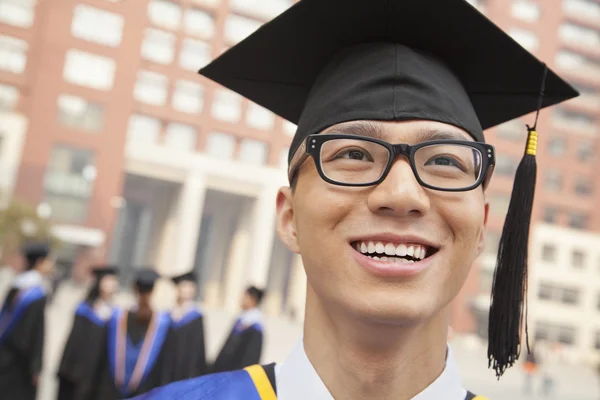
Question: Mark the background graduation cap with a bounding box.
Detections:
[91,265,119,279]
[21,241,51,270]
[171,271,197,285]
[134,268,160,293]
[200,0,579,378]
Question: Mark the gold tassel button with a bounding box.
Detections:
[526,130,538,156]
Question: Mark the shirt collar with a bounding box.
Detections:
[13,270,44,290]
[275,340,466,400]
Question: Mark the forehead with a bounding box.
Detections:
[322,120,475,143]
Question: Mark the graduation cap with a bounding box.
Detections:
[200,0,579,378]
[134,268,160,293]
[171,271,197,285]
[21,241,51,270]
[91,265,119,279]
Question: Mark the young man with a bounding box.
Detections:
[57,266,120,400]
[165,271,207,381]
[133,0,578,398]
[94,268,172,399]
[0,242,54,400]
[212,286,265,374]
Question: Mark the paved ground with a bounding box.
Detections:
[31,282,600,400]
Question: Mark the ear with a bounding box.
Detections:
[476,201,490,257]
[276,187,300,254]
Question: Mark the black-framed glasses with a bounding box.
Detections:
[289,134,496,192]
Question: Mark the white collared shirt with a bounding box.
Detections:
[275,341,467,400]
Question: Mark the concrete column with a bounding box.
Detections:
[247,185,279,287]
[173,172,207,276]
[287,255,307,322]
[222,202,253,311]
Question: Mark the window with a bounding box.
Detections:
[553,109,597,132]
[224,14,261,44]
[239,139,267,165]
[555,51,600,79]
[541,244,556,262]
[495,155,518,177]
[536,322,577,345]
[229,0,291,20]
[57,95,104,132]
[0,84,18,111]
[0,0,35,28]
[134,70,168,106]
[537,284,581,305]
[279,147,289,169]
[595,331,600,350]
[63,50,116,91]
[511,1,540,22]
[572,249,586,268]
[172,80,204,114]
[577,141,594,162]
[547,137,566,156]
[164,123,196,151]
[543,207,558,223]
[538,284,554,300]
[562,288,580,305]
[179,38,211,71]
[283,121,297,137]
[495,120,526,141]
[127,114,161,145]
[0,35,28,74]
[43,145,96,223]
[205,132,236,159]
[557,326,576,345]
[563,0,600,20]
[545,170,562,192]
[147,0,181,30]
[489,194,510,217]
[574,178,592,196]
[71,5,123,47]
[211,89,242,122]
[184,8,215,39]
[559,23,600,47]
[246,103,275,130]
[568,212,588,229]
[508,28,539,51]
[141,28,176,65]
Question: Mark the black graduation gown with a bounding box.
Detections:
[212,316,263,373]
[0,286,46,400]
[56,302,112,400]
[165,307,207,381]
[93,309,172,399]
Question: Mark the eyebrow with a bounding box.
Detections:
[323,121,473,142]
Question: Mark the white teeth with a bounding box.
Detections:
[396,244,407,257]
[355,241,432,261]
[372,256,380,260]
[368,242,376,253]
[384,243,396,256]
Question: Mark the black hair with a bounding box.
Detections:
[246,286,266,306]
[85,281,101,304]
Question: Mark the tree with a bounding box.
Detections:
[0,199,60,267]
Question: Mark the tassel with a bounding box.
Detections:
[487,64,547,379]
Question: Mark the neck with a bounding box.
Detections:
[303,288,449,400]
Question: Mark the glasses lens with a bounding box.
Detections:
[320,138,390,184]
[414,144,483,189]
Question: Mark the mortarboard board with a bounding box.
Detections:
[21,241,51,270]
[135,268,160,292]
[171,271,197,285]
[91,265,119,279]
[200,0,579,378]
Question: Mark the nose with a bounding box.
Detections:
[366,158,430,217]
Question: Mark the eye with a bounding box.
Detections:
[335,148,373,161]
[425,155,461,168]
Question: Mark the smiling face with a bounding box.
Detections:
[276,120,489,325]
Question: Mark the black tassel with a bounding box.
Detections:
[487,64,547,379]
